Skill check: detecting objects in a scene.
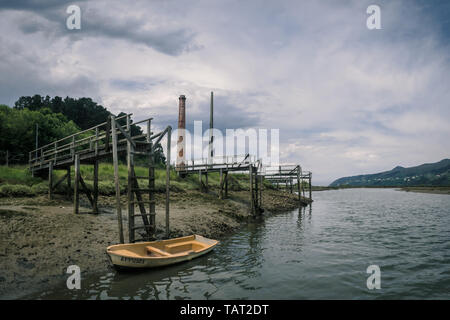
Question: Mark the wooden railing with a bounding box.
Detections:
[29,113,154,169]
[176,154,261,172]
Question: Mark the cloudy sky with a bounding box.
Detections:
[1,0,449,185]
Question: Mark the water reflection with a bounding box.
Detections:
[27,190,450,300]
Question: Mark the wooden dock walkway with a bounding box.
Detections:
[263,165,313,202]
[29,113,172,244]
[176,154,264,215]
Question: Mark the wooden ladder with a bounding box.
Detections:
[126,118,156,243]
[128,164,156,242]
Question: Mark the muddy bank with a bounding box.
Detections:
[398,187,450,195]
[0,189,306,299]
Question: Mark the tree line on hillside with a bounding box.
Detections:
[1,95,165,165]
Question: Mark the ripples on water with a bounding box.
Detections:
[31,189,450,299]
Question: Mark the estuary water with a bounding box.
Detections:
[29,188,450,299]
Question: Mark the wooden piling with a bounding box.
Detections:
[111,116,124,244]
[74,155,80,214]
[48,161,53,200]
[224,171,228,198]
[289,177,293,194]
[93,160,99,214]
[165,126,171,238]
[254,171,259,211]
[249,165,254,215]
[127,115,135,243]
[148,119,156,237]
[309,172,312,200]
[67,166,71,199]
[259,173,263,208]
[219,168,224,199]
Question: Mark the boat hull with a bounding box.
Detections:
[106,235,218,269]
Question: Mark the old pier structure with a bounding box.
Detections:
[29,114,172,244]
[263,165,312,201]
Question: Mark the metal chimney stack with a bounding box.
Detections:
[208,91,214,164]
[177,95,186,169]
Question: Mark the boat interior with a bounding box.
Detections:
[108,235,213,258]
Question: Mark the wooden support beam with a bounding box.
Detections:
[74,155,80,214]
[151,126,170,151]
[297,166,301,203]
[254,171,258,212]
[127,114,135,243]
[309,172,312,200]
[147,118,156,239]
[115,121,136,148]
[93,160,99,214]
[79,175,94,209]
[249,165,254,215]
[67,166,71,200]
[52,172,68,191]
[219,168,224,199]
[95,127,99,157]
[48,161,53,200]
[165,126,171,238]
[224,171,228,198]
[259,174,263,208]
[105,116,111,153]
[111,116,124,244]
[71,136,75,161]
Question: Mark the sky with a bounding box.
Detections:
[0,0,449,185]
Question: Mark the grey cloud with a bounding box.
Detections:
[134,94,261,134]
[0,0,80,11]
[1,0,196,56]
[0,40,99,106]
[81,14,195,56]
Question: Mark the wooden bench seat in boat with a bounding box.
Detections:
[164,240,206,253]
[146,246,171,257]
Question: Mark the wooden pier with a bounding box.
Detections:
[263,165,313,203]
[29,114,172,244]
[176,154,264,215]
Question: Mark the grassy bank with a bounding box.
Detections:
[0,164,276,197]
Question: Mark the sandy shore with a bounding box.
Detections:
[0,189,306,299]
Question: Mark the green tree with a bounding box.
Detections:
[13,96,167,165]
[0,105,79,163]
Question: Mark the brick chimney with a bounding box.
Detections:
[177,95,186,169]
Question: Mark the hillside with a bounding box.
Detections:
[329,159,450,187]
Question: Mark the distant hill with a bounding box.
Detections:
[329,159,450,187]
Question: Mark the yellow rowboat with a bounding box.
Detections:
[106,235,219,269]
